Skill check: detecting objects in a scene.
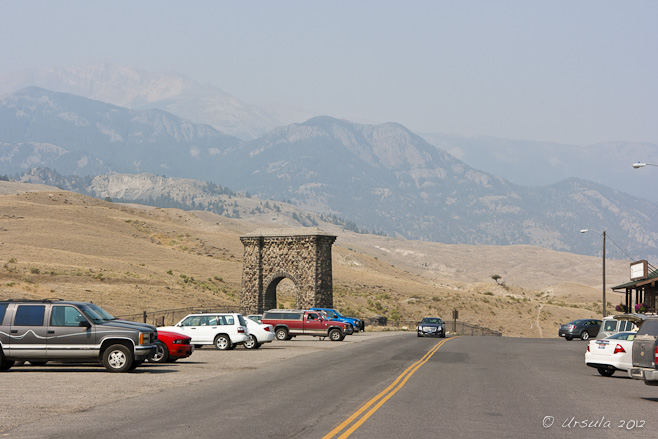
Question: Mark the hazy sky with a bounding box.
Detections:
[1,0,656,146]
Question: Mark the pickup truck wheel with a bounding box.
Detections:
[597,367,615,377]
[148,341,169,363]
[244,335,261,349]
[102,344,134,373]
[214,334,232,350]
[0,351,14,371]
[329,329,344,341]
[275,328,289,341]
[581,331,590,341]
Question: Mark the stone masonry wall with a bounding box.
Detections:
[240,229,336,313]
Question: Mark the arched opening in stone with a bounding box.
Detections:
[263,277,299,310]
[240,229,336,313]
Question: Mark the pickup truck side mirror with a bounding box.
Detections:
[79,320,91,328]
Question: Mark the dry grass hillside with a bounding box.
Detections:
[0,182,633,337]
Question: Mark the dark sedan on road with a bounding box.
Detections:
[559,319,601,340]
[417,317,445,338]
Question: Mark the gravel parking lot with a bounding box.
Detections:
[0,331,397,433]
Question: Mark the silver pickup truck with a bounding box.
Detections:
[628,315,658,385]
[0,299,157,372]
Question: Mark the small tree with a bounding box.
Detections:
[491,274,503,285]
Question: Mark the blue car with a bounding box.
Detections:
[309,308,364,332]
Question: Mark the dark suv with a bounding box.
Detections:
[0,299,157,372]
[558,319,602,340]
[628,316,658,386]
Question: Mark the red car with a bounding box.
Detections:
[148,330,194,363]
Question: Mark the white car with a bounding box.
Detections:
[158,313,249,350]
[243,318,275,349]
[585,331,636,377]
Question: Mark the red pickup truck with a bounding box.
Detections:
[261,309,353,341]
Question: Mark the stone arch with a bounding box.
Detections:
[262,270,301,311]
[240,228,336,314]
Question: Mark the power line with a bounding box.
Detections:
[606,233,657,271]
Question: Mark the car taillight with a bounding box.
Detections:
[264,326,271,332]
[568,325,575,330]
[587,345,590,352]
[238,326,245,333]
[655,346,658,363]
[613,344,626,354]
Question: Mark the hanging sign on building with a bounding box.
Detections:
[630,260,648,281]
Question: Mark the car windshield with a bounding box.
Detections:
[88,304,116,321]
[78,304,107,324]
[421,318,442,324]
[180,315,201,326]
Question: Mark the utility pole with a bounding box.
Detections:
[602,231,606,317]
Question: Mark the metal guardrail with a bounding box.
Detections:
[117,307,502,336]
[116,306,251,327]
[449,321,502,337]
[367,318,502,337]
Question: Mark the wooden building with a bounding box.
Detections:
[611,260,657,314]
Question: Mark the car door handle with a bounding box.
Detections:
[48,330,55,334]
[10,330,17,333]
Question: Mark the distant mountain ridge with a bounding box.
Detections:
[0,86,241,177]
[1,86,657,261]
[0,62,288,139]
[422,132,658,204]
[225,116,658,259]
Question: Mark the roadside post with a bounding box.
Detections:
[452,308,458,334]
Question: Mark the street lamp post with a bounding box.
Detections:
[632,162,658,169]
[580,229,606,317]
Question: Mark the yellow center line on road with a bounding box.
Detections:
[322,336,459,439]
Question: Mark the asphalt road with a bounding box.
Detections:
[3,334,658,438]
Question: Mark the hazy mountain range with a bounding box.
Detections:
[0,62,315,140]
[1,63,657,262]
[422,133,658,204]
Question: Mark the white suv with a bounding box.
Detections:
[158,313,249,350]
